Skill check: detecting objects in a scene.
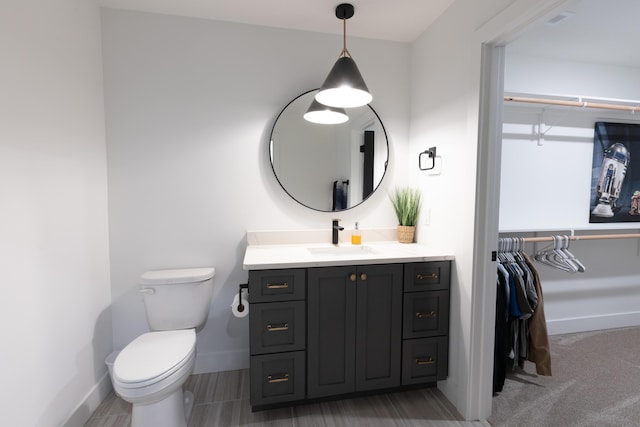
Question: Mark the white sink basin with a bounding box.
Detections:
[307,245,378,256]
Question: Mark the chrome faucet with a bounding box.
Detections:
[332,219,344,245]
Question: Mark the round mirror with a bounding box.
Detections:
[270,89,389,212]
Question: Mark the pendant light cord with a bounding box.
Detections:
[341,17,351,58]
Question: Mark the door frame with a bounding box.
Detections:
[470,0,575,419]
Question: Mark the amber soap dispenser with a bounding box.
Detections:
[351,222,362,245]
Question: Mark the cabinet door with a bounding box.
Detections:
[404,261,451,292]
[355,263,402,391]
[401,336,448,384]
[249,301,305,355]
[402,290,450,339]
[248,269,306,303]
[250,351,306,407]
[307,266,356,399]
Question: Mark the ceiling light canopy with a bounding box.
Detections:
[315,3,372,109]
[304,99,349,124]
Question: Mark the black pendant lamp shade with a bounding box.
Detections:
[315,3,373,109]
[304,99,349,124]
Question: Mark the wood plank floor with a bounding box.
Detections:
[85,369,489,427]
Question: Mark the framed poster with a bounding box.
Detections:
[589,121,640,223]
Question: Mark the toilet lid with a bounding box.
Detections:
[140,267,215,285]
[114,329,196,386]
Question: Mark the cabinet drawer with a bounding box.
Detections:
[250,351,305,407]
[404,261,450,292]
[250,301,305,355]
[249,269,305,303]
[401,336,448,385]
[402,290,449,339]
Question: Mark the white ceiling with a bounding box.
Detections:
[98,0,640,68]
[507,0,640,69]
[97,0,456,43]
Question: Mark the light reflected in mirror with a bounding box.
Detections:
[270,89,389,212]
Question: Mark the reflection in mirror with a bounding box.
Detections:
[270,89,389,212]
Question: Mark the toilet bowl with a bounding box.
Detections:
[112,267,215,427]
[113,330,196,427]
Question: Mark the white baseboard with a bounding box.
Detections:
[194,349,249,374]
[62,372,113,427]
[547,311,640,335]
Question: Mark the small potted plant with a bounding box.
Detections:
[389,186,422,243]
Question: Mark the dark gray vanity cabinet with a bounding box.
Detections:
[248,269,306,407]
[247,260,451,410]
[307,264,403,398]
[401,261,450,384]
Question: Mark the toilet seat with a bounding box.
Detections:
[114,329,196,389]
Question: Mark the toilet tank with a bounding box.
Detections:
[139,267,215,331]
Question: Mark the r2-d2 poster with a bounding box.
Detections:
[590,121,640,223]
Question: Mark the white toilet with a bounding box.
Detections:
[112,267,215,427]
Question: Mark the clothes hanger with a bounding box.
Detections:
[555,235,580,273]
[552,235,580,272]
[535,235,577,272]
[504,237,525,275]
[559,235,586,272]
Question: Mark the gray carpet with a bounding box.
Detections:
[489,326,640,427]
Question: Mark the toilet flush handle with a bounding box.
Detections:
[140,287,155,294]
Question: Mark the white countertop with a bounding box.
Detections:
[242,229,454,270]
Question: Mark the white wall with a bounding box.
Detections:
[101,9,410,374]
[501,53,640,334]
[0,1,112,427]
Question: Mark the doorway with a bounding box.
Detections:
[472,0,579,420]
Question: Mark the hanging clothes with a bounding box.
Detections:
[493,264,509,394]
[493,240,551,394]
[521,252,551,375]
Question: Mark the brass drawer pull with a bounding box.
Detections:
[267,373,289,383]
[360,273,367,281]
[417,273,438,280]
[349,273,357,282]
[266,282,289,289]
[415,311,437,319]
[415,357,436,365]
[266,323,289,332]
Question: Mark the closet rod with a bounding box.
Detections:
[509,233,640,243]
[504,96,640,113]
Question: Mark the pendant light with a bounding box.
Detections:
[304,99,349,124]
[315,3,372,109]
